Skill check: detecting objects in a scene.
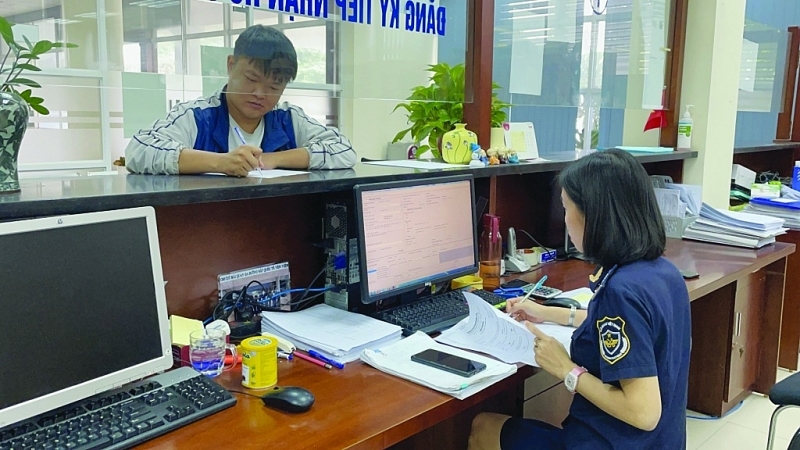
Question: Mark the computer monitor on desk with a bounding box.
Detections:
[353,174,478,305]
[0,207,173,427]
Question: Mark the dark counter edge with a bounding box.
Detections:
[1,150,697,220]
[734,142,800,155]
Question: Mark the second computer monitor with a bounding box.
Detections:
[354,174,478,304]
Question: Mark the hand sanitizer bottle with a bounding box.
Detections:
[677,105,694,150]
[792,161,800,191]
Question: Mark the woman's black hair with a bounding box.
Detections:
[233,25,298,83]
[557,149,666,267]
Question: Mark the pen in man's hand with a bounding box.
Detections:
[233,126,261,175]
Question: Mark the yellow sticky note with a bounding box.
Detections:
[169,315,204,347]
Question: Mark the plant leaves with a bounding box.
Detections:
[30,103,49,115]
[8,77,41,88]
[22,35,33,52]
[17,54,40,60]
[392,127,412,143]
[18,89,31,100]
[51,42,78,48]
[27,96,44,105]
[31,40,53,56]
[14,63,40,72]
[0,17,13,48]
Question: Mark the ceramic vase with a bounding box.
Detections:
[441,123,477,164]
[0,92,28,194]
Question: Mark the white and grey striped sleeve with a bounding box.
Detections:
[288,104,356,170]
[125,104,198,175]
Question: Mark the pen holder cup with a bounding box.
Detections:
[189,329,237,378]
[664,215,697,239]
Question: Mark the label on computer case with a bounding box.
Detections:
[348,238,360,284]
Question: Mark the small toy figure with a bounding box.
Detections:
[479,149,488,165]
[508,150,520,164]
[469,143,486,168]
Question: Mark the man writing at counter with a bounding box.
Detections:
[125,25,356,176]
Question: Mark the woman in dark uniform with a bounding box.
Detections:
[468,149,691,450]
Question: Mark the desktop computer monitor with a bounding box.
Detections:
[354,174,479,304]
[0,207,173,428]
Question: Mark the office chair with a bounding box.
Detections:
[767,372,800,450]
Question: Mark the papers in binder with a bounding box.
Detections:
[360,332,517,400]
[261,304,402,364]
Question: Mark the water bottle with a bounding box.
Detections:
[793,162,800,191]
[479,214,502,290]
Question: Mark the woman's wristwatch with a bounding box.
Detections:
[565,366,587,394]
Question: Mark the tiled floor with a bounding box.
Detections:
[687,369,799,450]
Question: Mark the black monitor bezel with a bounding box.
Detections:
[353,174,479,304]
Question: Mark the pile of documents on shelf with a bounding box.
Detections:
[682,203,786,249]
[744,194,800,230]
[261,304,402,364]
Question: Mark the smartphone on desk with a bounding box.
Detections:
[411,349,487,378]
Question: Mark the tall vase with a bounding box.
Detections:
[0,92,28,194]
[441,123,478,164]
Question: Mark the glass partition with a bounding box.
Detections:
[733,0,800,148]
[0,0,470,171]
[493,0,670,156]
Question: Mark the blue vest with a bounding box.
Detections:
[191,91,297,154]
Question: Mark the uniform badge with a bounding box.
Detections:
[596,316,630,364]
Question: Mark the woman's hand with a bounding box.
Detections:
[526,322,576,379]
[506,297,546,323]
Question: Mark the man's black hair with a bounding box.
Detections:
[557,149,666,268]
[233,25,297,84]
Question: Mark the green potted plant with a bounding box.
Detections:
[392,63,510,160]
[0,16,77,193]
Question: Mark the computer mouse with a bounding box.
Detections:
[542,297,581,309]
[261,386,315,413]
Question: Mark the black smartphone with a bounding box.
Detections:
[680,270,700,279]
[410,349,487,378]
[500,279,530,289]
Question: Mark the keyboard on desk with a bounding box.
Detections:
[0,367,235,450]
[374,289,507,335]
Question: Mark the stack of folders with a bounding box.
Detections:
[682,203,786,249]
[261,304,402,364]
[361,332,517,400]
[744,197,800,230]
[361,292,573,400]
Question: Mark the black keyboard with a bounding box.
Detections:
[0,367,235,450]
[375,289,508,335]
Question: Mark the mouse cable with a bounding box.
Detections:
[227,390,262,399]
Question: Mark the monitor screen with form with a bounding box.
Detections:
[354,175,478,303]
[0,207,172,428]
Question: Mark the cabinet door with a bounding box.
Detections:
[726,270,766,402]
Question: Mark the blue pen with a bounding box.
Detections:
[307,349,345,369]
[518,275,548,304]
[233,126,262,175]
[531,275,548,292]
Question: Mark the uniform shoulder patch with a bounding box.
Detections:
[596,316,630,364]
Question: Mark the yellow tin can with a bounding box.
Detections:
[241,335,278,390]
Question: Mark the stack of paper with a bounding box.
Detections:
[261,304,402,364]
[744,197,800,230]
[682,203,786,248]
[435,292,575,367]
[360,332,517,400]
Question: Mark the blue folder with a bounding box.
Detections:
[751,197,800,210]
